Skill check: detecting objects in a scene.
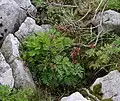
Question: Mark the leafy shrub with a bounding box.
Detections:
[20,29,85,88]
[86,41,120,71]
[0,85,35,101]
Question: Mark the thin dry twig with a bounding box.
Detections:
[42,2,78,8]
[94,0,108,46]
[92,0,104,20]
[76,5,91,23]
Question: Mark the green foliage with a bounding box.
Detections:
[0,85,35,101]
[101,98,113,101]
[91,83,113,101]
[92,84,102,100]
[32,0,120,100]
[20,29,85,88]
[0,85,11,100]
[107,0,120,11]
[32,0,43,7]
[46,6,65,25]
[35,0,100,26]
[86,42,120,71]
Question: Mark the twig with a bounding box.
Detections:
[92,0,104,20]
[94,0,108,46]
[73,24,101,30]
[42,2,78,8]
[76,5,91,23]
[72,43,90,48]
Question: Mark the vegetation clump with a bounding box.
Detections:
[20,29,85,88]
[0,85,36,101]
[19,0,120,100]
[86,41,120,72]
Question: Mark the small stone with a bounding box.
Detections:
[60,92,90,101]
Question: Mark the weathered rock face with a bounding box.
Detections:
[11,59,35,88]
[15,17,51,41]
[91,70,120,101]
[0,0,26,38]
[15,17,44,41]
[1,34,35,88]
[92,10,120,34]
[60,92,90,101]
[0,0,36,42]
[14,0,37,17]
[0,52,14,88]
[1,34,20,63]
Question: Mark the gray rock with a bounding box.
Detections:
[1,34,20,63]
[41,24,52,32]
[92,10,120,34]
[0,0,36,43]
[0,0,26,39]
[1,34,35,88]
[14,0,37,17]
[15,17,51,41]
[60,92,90,101]
[0,52,14,88]
[11,59,35,88]
[91,70,120,101]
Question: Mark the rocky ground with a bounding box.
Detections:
[0,0,120,101]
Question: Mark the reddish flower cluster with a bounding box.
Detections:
[55,25,70,33]
[71,47,80,64]
[49,33,55,39]
[90,43,95,48]
[50,63,56,69]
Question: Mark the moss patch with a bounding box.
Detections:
[101,98,113,101]
[92,83,103,100]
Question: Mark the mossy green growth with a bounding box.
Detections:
[101,98,113,101]
[92,83,102,100]
[80,89,88,97]
[116,68,120,72]
[91,83,113,101]
[89,97,96,101]
[80,84,113,101]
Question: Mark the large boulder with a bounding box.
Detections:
[0,0,36,43]
[91,70,120,101]
[0,0,26,39]
[14,17,51,41]
[92,10,120,34]
[0,52,14,88]
[1,34,35,88]
[61,92,90,101]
